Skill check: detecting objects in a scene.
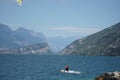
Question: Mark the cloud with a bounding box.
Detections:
[43,26,104,37]
[8,24,103,37]
[49,26,102,35]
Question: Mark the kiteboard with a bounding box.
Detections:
[61,69,80,74]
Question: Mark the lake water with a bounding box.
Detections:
[0,54,120,80]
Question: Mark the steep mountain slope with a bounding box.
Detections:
[14,28,46,46]
[0,24,53,54]
[60,22,120,56]
[0,24,19,48]
[0,24,47,48]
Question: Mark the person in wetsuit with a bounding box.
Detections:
[65,65,69,71]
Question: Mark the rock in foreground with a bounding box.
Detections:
[95,71,120,80]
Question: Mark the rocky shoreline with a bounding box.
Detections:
[95,71,120,80]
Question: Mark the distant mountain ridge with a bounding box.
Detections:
[0,42,53,54]
[60,22,120,56]
[0,24,46,48]
[14,27,46,47]
[0,24,53,54]
[0,24,20,48]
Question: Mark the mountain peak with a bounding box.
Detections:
[0,24,12,32]
[0,24,47,48]
[15,27,33,32]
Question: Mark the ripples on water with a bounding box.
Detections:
[0,54,120,80]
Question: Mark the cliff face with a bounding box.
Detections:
[0,24,46,48]
[60,22,120,56]
[0,24,20,48]
[14,28,46,47]
[0,24,53,54]
[0,43,53,55]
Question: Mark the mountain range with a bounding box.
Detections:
[0,24,19,48]
[1,22,120,56]
[0,24,52,54]
[0,24,78,53]
[0,24,47,48]
[60,22,120,56]
[0,43,52,54]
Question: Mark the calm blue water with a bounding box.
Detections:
[0,54,120,80]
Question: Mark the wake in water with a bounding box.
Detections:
[61,69,81,74]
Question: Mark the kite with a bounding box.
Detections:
[16,0,23,6]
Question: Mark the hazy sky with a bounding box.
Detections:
[0,0,120,37]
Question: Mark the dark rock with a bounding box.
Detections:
[95,71,120,80]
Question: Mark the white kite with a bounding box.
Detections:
[16,0,23,6]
